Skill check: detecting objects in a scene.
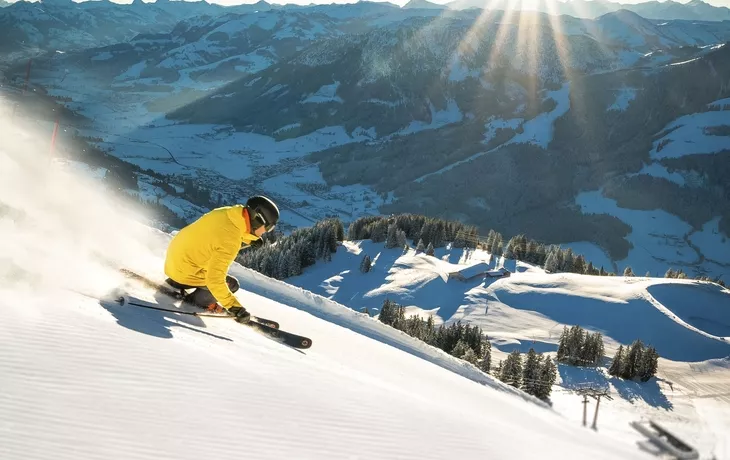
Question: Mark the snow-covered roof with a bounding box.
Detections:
[450,262,489,279]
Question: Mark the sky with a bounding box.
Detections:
[7,0,730,10]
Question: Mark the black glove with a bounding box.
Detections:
[228,306,251,324]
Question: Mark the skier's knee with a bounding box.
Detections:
[186,288,216,308]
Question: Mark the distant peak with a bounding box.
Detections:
[402,0,447,9]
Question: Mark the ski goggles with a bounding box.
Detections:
[252,210,275,233]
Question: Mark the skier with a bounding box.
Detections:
[163,195,280,324]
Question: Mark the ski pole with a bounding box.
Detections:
[116,297,236,319]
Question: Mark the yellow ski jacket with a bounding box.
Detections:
[164,205,260,309]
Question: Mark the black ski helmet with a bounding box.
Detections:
[246,195,279,232]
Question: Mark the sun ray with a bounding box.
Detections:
[544,0,587,115]
[486,0,521,73]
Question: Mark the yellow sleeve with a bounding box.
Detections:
[205,236,241,309]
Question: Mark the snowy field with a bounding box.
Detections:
[573,189,728,279]
[28,69,390,228]
[607,86,637,111]
[0,121,652,460]
[284,239,730,459]
[650,99,730,160]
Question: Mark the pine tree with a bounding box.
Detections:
[334,219,345,242]
[556,326,569,361]
[385,223,399,249]
[360,254,372,273]
[501,350,523,388]
[622,339,644,379]
[424,315,436,345]
[580,332,595,364]
[503,237,516,260]
[480,341,491,373]
[574,255,586,275]
[555,249,565,272]
[326,226,338,253]
[586,261,595,275]
[287,249,302,277]
[535,356,557,399]
[608,345,624,377]
[536,244,548,266]
[561,248,575,273]
[433,221,446,248]
[665,268,676,278]
[623,266,634,277]
[490,235,503,258]
[392,304,406,330]
[599,266,607,276]
[517,235,528,261]
[378,300,395,325]
[544,250,559,273]
[522,348,542,396]
[593,332,605,365]
[261,251,276,277]
[638,346,659,382]
[526,240,538,263]
[462,347,479,365]
[565,325,585,365]
[370,220,388,243]
[485,230,496,251]
[451,339,470,359]
[396,230,407,249]
[277,252,288,279]
[416,239,425,252]
[426,242,435,256]
[452,229,465,248]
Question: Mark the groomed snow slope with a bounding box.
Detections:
[0,113,649,460]
[1,271,652,460]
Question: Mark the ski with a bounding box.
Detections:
[119,268,280,330]
[112,294,312,350]
[245,319,312,350]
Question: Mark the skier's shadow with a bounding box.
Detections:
[98,292,233,342]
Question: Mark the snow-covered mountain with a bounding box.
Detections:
[447,0,730,21]
[0,106,657,460]
[629,0,730,21]
[3,0,727,62]
[0,0,200,56]
[403,0,449,10]
[5,4,730,284]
